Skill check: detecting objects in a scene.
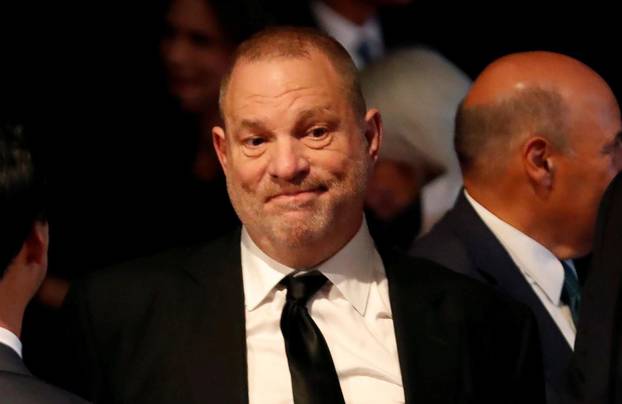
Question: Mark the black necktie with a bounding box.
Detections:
[280,271,345,404]
[560,260,581,325]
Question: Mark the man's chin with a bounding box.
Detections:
[267,221,327,247]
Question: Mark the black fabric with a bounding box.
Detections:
[412,192,570,404]
[566,172,622,404]
[280,272,344,404]
[58,228,545,403]
[365,198,422,251]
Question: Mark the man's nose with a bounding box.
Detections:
[267,138,310,181]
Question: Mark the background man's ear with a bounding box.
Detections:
[212,126,229,174]
[523,136,554,190]
[363,108,382,163]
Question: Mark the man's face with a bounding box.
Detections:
[161,0,232,113]
[554,92,622,256]
[214,51,379,253]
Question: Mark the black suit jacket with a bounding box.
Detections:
[566,173,622,404]
[412,193,572,403]
[0,342,89,404]
[61,229,544,404]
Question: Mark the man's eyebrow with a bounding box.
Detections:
[238,119,269,132]
[296,107,338,122]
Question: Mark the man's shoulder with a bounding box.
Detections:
[410,197,509,283]
[68,229,241,311]
[84,230,239,284]
[0,372,89,404]
[410,206,474,274]
[384,250,533,323]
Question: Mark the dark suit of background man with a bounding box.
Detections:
[61,27,544,404]
[0,124,88,403]
[412,51,622,404]
[266,0,418,69]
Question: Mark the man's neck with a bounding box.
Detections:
[0,312,22,338]
[320,0,377,26]
[465,186,581,260]
[247,218,363,269]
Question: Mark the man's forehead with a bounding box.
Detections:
[223,54,346,121]
[228,52,341,95]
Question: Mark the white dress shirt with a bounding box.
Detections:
[0,326,22,358]
[310,0,384,68]
[465,191,577,348]
[242,220,405,404]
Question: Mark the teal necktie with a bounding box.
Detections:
[560,260,581,325]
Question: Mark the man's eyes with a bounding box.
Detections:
[244,137,266,148]
[307,127,329,139]
[238,125,333,154]
[241,136,268,157]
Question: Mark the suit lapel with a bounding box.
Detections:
[0,342,30,376]
[181,229,248,404]
[449,194,572,391]
[383,251,467,404]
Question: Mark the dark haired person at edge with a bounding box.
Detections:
[566,172,622,404]
[60,27,544,404]
[0,124,89,403]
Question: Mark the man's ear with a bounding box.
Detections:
[24,221,49,269]
[7,221,49,281]
[523,136,555,191]
[363,108,382,164]
[212,126,229,175]
[0,221,50,316]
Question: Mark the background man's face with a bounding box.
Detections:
[161,0,232,113]
[554,92,622,256]
[217,51,373,250]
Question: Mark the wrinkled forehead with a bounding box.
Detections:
[222,53,348,122]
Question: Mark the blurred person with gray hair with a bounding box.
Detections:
[361,47,470,249]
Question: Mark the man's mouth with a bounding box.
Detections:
[267,186,327,204]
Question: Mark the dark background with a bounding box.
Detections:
[2,1,619,276]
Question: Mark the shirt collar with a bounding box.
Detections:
[241,218,375,315]
[0,327,22,358]
[465,190,565,305]
[310,0,384,67]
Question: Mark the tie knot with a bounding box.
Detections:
[282,271,328,305]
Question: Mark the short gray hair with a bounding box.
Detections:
[219,26,366,123]
[454,86,569,175]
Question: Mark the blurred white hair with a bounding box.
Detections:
[361,47,471,235]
